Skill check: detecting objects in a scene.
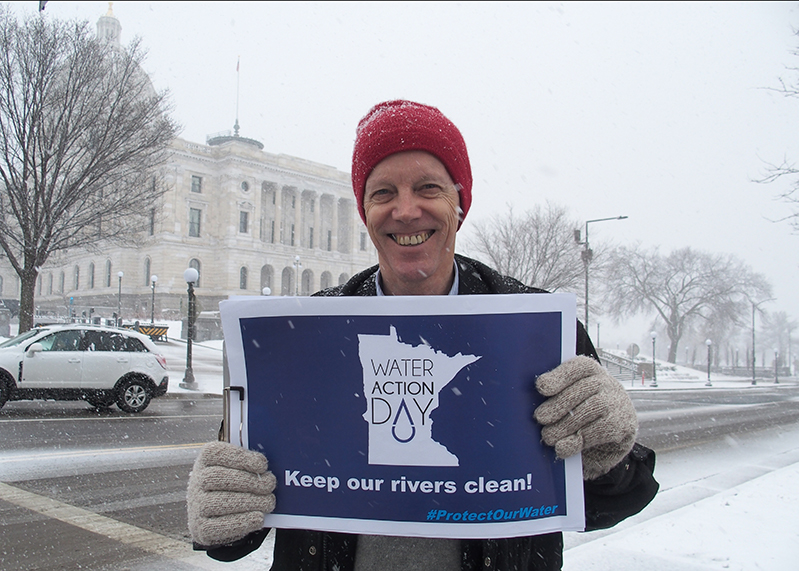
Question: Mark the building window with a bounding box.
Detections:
[59,272,65,293]
[48,273,53,295]
[309,227,314,249]
[327,230,332,252]
[105,261,112,288]
[260,265,273,293]
[149,208,156,235]
[239,267,248,290]
[360,232,368,251]
[240,181,249,192]
[189,208,201,237]
[239,211,249,234]
[281,267,293,296]
[144,258,151,286]
[270,220,275,243]
[74,266,80,291]
[320,271,332,290]
[191,175,202,193]
[89,263,95,289]
[301,270,312,296]
[290,224,295,246]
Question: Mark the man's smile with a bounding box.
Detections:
[390,231,433,246]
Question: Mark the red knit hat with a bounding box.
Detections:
[351,100,472,227]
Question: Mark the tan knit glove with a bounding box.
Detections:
[187,441,277,547]
[534,356,638,480]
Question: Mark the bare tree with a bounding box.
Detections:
[0,9,179,331]
[462,202,592,294]
[603,245,772,363]
[757,32,799,230]
[760,310,798,367]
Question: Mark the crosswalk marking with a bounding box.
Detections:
[0,481,238,570]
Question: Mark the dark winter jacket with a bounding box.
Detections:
[207,254,659,570]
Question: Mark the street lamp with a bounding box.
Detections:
[293,255,302,296]
[650,331,658,387]
[752,303,757,385]
[117,271,124,326]
[262,287,271,296]
[576,216,628,331]
[180,268,199,390]
[774,348,779,384]
[705,339,713,387]
[150,275,158,324]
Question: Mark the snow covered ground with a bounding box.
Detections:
[6,322,798,569]
[562,422,799,570]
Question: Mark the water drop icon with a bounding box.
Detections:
[391,398,416,443]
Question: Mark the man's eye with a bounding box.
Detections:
[367,188,391,201]
[418,184,442,195]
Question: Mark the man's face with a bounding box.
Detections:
[364,150,461,296]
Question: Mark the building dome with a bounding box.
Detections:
[96,3,122,47]
[95,3,157,101]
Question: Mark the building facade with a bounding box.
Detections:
[0,134,377,324]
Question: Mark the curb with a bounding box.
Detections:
[162,392,221,399]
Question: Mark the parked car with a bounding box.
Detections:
[0,324,168,413]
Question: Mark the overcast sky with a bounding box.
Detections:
[19,1,799,348]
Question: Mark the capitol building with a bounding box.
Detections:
[0,8,376,326]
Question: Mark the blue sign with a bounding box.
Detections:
[220,293,584,539]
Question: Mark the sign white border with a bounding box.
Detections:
[220,293,585,538]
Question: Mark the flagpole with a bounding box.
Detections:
[234,56,240,136]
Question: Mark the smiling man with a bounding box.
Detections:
[352,100,472,297]
[187,100,659,571]
[362,150,460,295]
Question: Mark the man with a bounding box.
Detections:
[187,100,658,570]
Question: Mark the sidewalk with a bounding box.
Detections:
[563,422,799,570]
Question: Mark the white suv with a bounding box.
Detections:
[0,324,169,413]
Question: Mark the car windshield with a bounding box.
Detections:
[0,328,48,348]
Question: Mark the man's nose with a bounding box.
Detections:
[392,188,422,221]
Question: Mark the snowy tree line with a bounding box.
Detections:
[462,202,793,368]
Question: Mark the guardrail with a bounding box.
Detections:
[598,349,638,382]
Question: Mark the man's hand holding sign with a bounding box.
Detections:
[535,356,639,480]
[188,441,276,548]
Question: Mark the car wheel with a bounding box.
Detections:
[116,377,151,413]
[0,377,10,409]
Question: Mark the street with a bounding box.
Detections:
[1,385,798,570]
[633,385,799,451]
[0,397,222,571]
